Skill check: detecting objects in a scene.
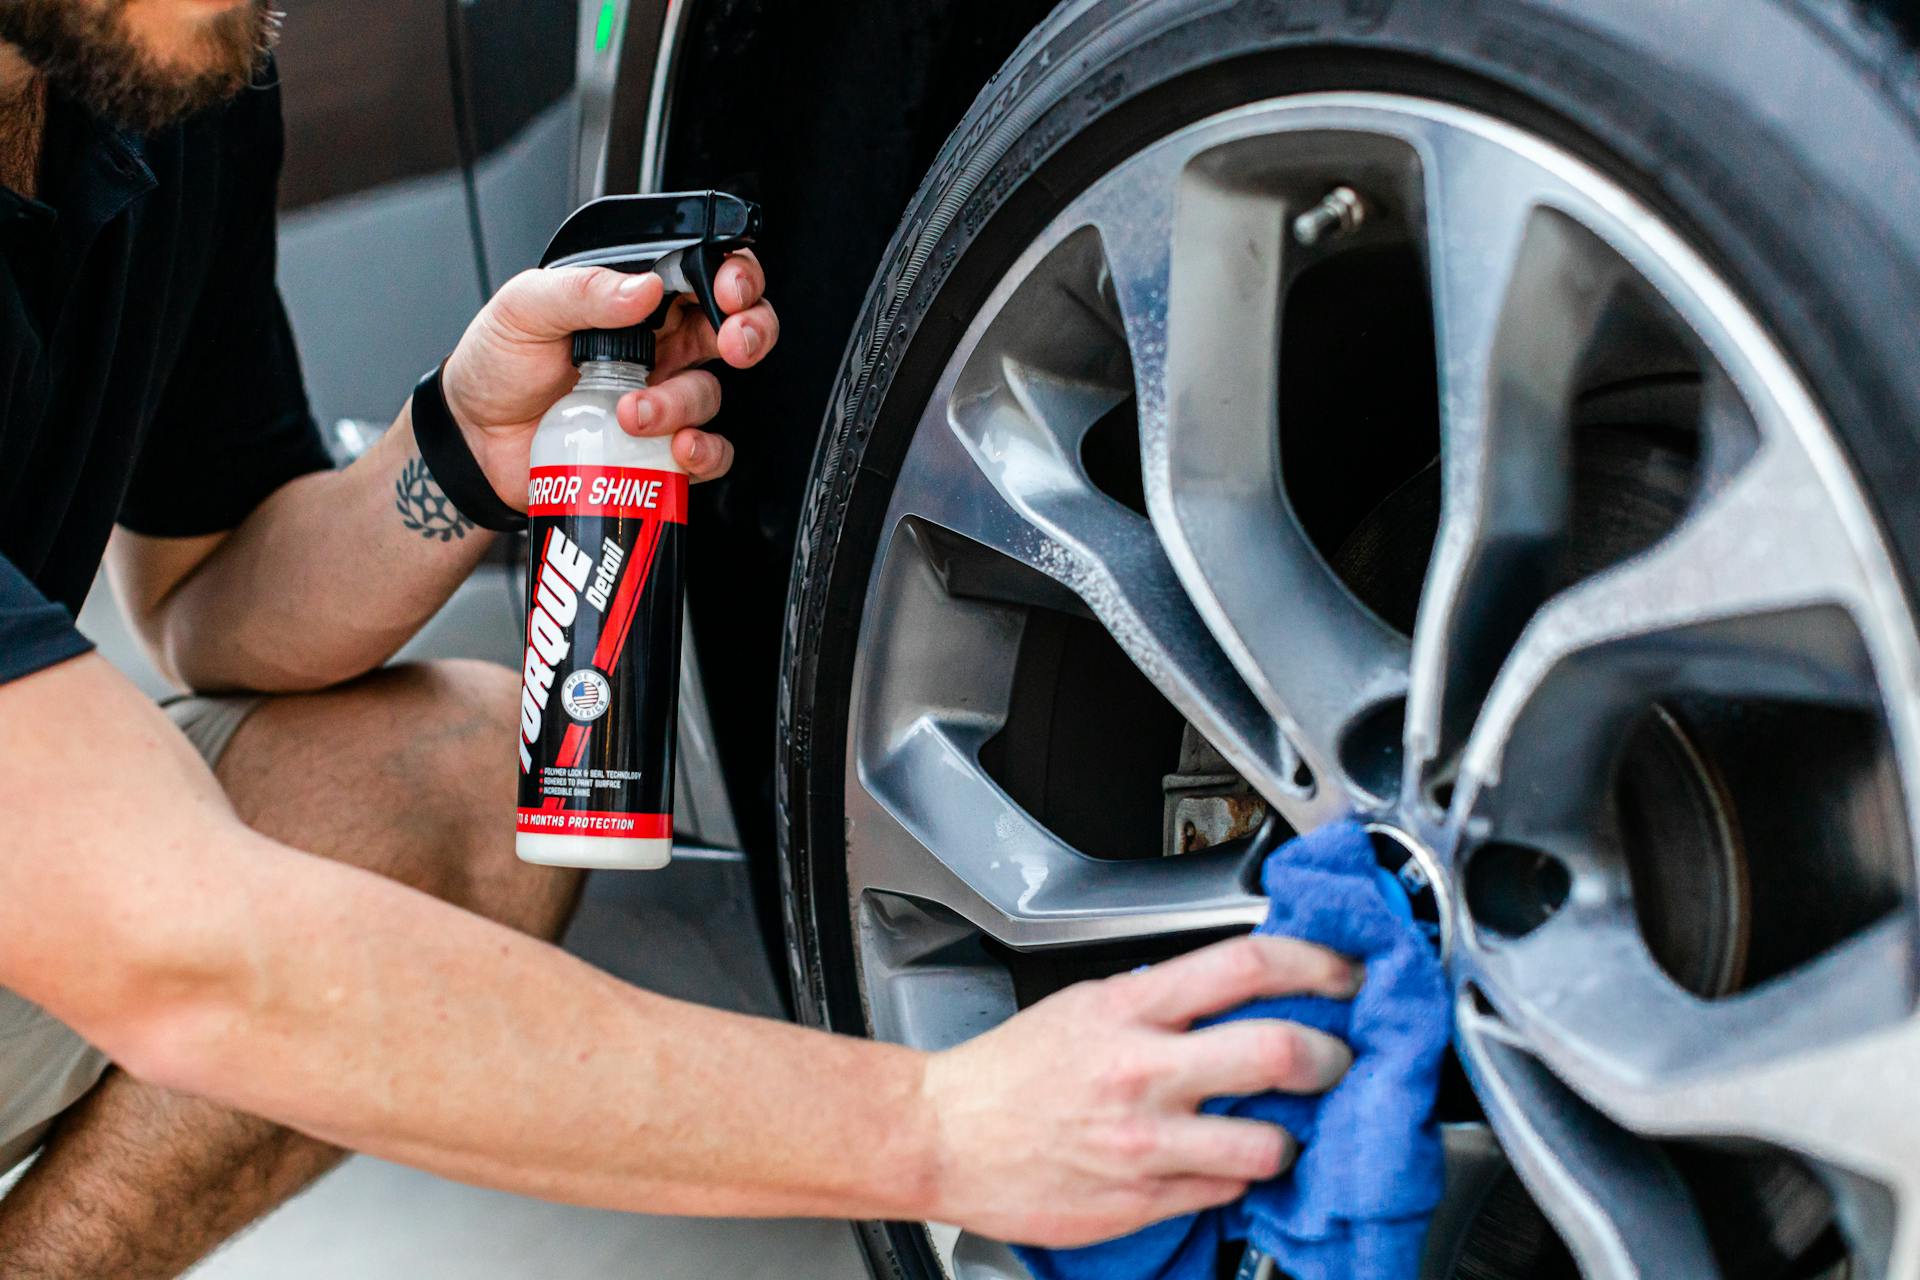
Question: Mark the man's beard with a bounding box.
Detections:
[0,0,280,133]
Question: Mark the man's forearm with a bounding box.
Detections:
[138,251,764,693]
[153,840,939,1220]
[0,656,941,1222]
[145,405,497,692]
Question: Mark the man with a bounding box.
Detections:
[0,1,1358,1274]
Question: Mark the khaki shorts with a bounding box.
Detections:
[0,693,264,1180]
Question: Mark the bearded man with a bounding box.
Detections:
[0,3,1356,1274]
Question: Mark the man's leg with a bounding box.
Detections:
[0,660,581,1278]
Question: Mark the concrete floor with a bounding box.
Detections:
[186,861,868,1279]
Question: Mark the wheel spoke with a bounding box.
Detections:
[858,893,1019,1052]
[946,1227,1033,1280]
[1405,134,1630,798]
[1456,995,1723,1280]
[1461,904,1920,1272]
[1084,160,1406,809]
[1470,912,1917,1148]
[926,1224,1034,1280]
[1460,432,1874,799]
[877,232,1307,824]
[847,716,1267,949]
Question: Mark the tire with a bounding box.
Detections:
[779,2,1920,1276]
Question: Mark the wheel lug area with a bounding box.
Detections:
[1364,822,1452,957]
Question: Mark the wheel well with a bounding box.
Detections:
[659,0,1056,868]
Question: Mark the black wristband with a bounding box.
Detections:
[410,362,528,533]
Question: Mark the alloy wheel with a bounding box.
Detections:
[840,95,1920,1279]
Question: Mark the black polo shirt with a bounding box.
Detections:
[0,72,333,687]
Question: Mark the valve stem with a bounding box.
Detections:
[1293,185,1366,246]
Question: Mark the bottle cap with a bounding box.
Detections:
[572,325,655,367]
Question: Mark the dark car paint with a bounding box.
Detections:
[276,0,462,212]
[278,0,578,213]
[662,0,1058,871]
[271,2,597,431]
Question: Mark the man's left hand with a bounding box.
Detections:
[437,251,776,507]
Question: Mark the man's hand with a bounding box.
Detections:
[922,935,1359,1248]
[107,253,775,694]
[439,254,777,504]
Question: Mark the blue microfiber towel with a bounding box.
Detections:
[1015,819,1450,1280]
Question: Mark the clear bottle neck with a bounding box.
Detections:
[573,359,651,393]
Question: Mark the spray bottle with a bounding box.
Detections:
[514,190,762,870]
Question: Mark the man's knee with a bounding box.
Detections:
[383,659,583,941]
[399,657,522,756]
[218,659,582,943]
[384,659,520,823]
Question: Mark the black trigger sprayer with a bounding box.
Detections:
[514,191,761,870]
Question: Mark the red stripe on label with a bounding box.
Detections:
[551,722,592,772]
[517,809,672,838]
[590,512,665,672]
[528,466,688,522]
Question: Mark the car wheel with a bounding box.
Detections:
[779,1,1920,1276]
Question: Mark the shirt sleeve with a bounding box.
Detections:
[0,552,94,686]
[117,71,335,537]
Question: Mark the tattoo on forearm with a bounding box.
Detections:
[395,457,475,542]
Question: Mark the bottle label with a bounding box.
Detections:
[516,464,686,839]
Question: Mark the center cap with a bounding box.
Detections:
[1364,823,1453,958]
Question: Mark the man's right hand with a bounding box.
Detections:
[922,935,1360,1248]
